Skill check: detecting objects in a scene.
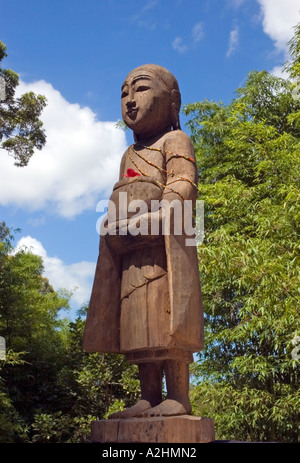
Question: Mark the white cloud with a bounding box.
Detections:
[172,22,204,53]
[172,36,187,53]
[15,236,96,308]
[27,216,46,227]
[192,22,204,42]
[257,0,300,53]
[0,80,127,218]
[130,0,158,30]
[142,0,158,11]
[226,26,239,57]
[257,0,300,74]
[270,65,289,79]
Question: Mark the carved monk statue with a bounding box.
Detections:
[83,64,203,418]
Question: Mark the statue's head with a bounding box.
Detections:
[121,64,181,141]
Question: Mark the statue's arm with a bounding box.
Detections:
[118,151,127,181]
[163,130,198,205]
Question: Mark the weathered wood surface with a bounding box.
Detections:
[91,416,215,443]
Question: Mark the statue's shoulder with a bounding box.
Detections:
[162,129,194,156]
[163,129,190,143]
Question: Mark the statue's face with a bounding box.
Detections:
[121,69,171,139]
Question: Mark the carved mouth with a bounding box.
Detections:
[127,109,138,119]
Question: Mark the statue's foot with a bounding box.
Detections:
[108,400,152,420]
[137,399,191,417]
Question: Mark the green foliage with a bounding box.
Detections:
[104,399,125,419]
[115,119,128,130]
[285,22,300,80]
[185,65,300,442]
[0,41,46,166]
[28,318,139,443]
[0,350,28,442]
[0,224,71,438]
[31,412,96,443]
[57,315,140,424]
[0,229,140,442]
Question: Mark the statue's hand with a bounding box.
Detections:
[103,211,163,255]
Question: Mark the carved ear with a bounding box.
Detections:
[171,89,181,130]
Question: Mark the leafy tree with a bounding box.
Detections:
[285,22,300,80]
[0,224,27,441]
[29,315,140,443]
[0,225,71,434]
[0,41,46,166]
[0,350,27,442]
[0,226,140,442]
[185,29,300,442]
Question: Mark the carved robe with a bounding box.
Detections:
[83,130,204,361]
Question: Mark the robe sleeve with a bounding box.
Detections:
[163,130,204,352]
[82,234,121,353]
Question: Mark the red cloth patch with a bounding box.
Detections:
[123,168,141,178]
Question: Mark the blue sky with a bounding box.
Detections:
[1,0,300,317]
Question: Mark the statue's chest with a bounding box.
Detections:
[124,145,166,183]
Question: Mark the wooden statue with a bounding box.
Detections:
[83,64,204,419]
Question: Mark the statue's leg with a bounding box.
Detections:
[164,359,192,414]
[137,359,191,417]
[108,362,163,419]
[139,362,163,406]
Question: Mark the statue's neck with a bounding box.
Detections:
[134,127,172,145]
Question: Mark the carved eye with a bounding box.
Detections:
[135,85,150,92]
[121,90,128,98]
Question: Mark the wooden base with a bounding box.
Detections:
[91,415,215,443]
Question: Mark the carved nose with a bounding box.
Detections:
[126,99,136,109]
